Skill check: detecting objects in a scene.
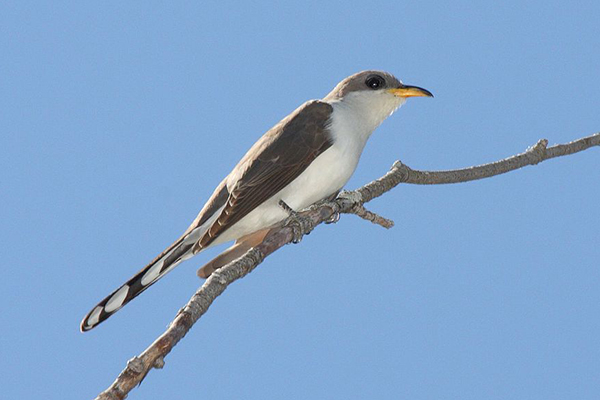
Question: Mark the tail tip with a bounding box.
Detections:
[80,305,104,332]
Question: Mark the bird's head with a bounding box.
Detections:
[323,70,433,130]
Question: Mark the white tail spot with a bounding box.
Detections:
[87,306,103,327]
[141,260,164,286]
[105,285,129,313]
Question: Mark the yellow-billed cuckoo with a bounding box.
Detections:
[80,70,432,331]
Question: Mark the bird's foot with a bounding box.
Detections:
[336,190,363,205]
[278,200,312,243]
[306,198,340,225]
[325,211,340,224]
[322,191,360,224]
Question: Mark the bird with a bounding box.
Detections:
[80,70,433,332]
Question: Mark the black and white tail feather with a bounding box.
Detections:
[80,233,197,332]
[80,178,229,332]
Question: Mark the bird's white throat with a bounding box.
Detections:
[326,90,406,157]
[327,90,406,144]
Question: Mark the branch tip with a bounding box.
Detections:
[349,204,395,229]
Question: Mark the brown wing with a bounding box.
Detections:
[195,100,334,250]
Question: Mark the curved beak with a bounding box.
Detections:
[388,84,433,98]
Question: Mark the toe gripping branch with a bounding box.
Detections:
[278,200,315,243]
[278,191,394,246]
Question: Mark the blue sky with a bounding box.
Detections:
[1,1,599,399]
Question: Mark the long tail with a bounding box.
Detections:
[80,234,197,332]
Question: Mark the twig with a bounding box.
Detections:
[94,132,598,400]
[348,203,395,228]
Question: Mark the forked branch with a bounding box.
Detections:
[95,133,598,400]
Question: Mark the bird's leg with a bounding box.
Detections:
[278,200,313,243]
[323,191,342,224]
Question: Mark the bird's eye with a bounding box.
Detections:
[365,75,385,90]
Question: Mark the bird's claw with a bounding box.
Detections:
[278,200,311,243]
[325,210,340,224]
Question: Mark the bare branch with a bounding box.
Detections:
[347,203,395,228]
[94,132,598,400]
